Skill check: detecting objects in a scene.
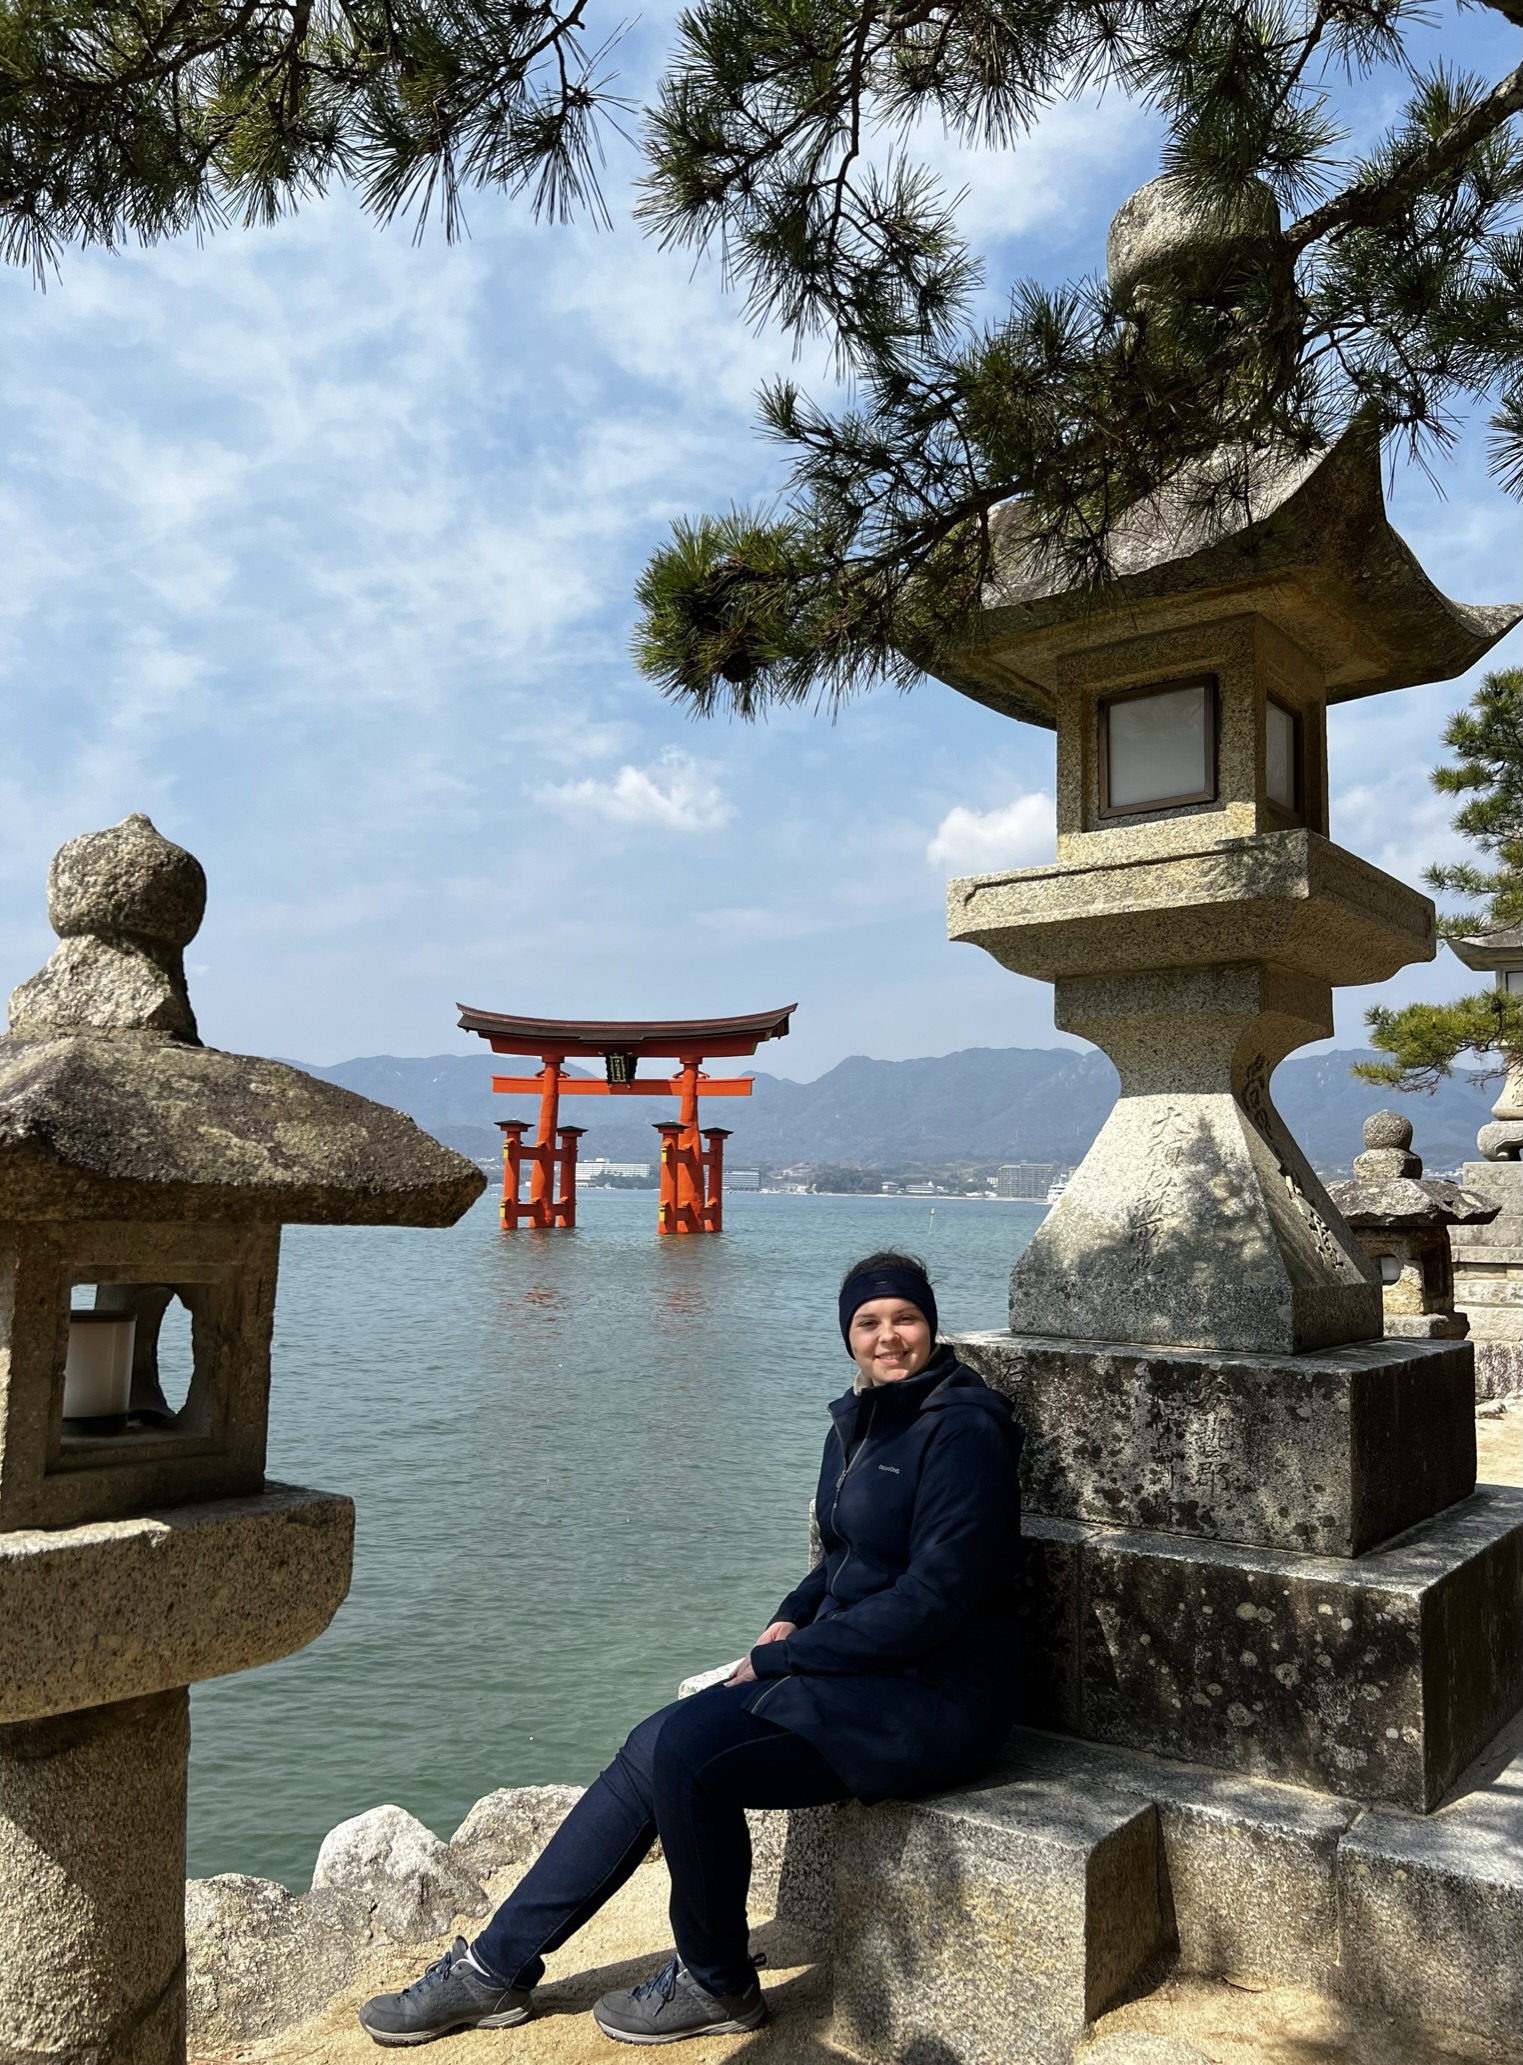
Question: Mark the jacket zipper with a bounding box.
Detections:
[827,1394,878,1598]
[754,1394,881,1715]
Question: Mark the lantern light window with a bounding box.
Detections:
[1099,678,1217,816]
[1265,697,1300,813]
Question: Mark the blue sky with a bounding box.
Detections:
[0,7,1517,1081]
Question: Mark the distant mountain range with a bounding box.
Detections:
[293,1045,1501,1179]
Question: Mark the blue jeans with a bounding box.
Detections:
[469,1683,850,1997]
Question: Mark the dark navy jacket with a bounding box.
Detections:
[743,1348,1024,1802]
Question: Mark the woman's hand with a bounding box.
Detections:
[726,1622,797,1686]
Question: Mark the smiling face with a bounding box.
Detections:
[848,1296,933,1387]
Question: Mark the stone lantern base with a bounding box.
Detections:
[0,1692,188,2065]
[771,1327,1523,2065]
[0,1485,353,2065]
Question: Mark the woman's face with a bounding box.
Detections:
[848,1297,933,1386]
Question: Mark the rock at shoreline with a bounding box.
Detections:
[313,1805,489,1943]
[186,1874,369,2045]
[450,1785,586,1880]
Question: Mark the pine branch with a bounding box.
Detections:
[1285,57,1523,250]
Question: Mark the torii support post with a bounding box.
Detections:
[496,1115,584,1230]
[702,1128,732,1233]
[655,1122,685,1235]
[556,1127,586,1228]
[496,1121,527,1230]
[459,1006,795,1236]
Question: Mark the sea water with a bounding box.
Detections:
[188,1189,1043,1888]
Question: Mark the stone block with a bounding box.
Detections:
[1016,1521,1084,1732]
[774,1803,844,1944]
[0,1218,282,1530]
[996,1729,1356,1992]
[827,1773,1167,2065]
[954,1330,1475,1555]
[1019,1488,1523,1810]
[0,1482,354,1722]
[0,1689,187,2065]
[1337,1764,1523,2045]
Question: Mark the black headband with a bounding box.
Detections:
[838,1267,938,1351]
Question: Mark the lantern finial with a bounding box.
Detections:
[8,813,206,1041]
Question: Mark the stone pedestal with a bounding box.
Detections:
[952,837,1427,1353]
[0,1692,188,2065]
[1453,1161,1523,1399]
[957,1329,1522,1812]
[0,1488,352,2065]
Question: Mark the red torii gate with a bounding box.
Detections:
[456,1005,795,1233]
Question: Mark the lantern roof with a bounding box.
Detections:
[0,816,484,1225]
[1327,1109,1498,1230]
[1449,928,1523,972]
[932,424,1521,730]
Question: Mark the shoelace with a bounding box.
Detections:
[629,1953,765,2009]
[631,1958,682,2006]
[402,1947,461,1999]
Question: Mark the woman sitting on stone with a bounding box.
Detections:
[359,1249,1024,2048]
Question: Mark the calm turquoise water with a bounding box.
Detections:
[187,1190,1042,1888]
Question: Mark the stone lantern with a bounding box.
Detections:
[793,179,1523,2065]
[1327,1110,1498,1337]
[0,816,484,2065]
[1442,926,1523,1394]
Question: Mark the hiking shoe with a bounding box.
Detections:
[593,1957,766,2044]
[358,1937,532,2046]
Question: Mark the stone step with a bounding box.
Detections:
[954,1329,1476,1557]
[1015,1485,1523,1810]
[807,1769,1168,2065]
[779,1717,1523,2060]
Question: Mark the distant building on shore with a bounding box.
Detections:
[996,1162,1057,1199]
[576,1160,651,1184]
[724,1170,760,1190]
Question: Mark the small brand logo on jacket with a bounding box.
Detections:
[878,1464,900,1473]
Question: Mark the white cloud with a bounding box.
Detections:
[926,793,1054,872]
[537,748,733,833]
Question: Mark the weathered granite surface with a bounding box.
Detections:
[0,1219,283,1531]
[0,814,484,1227]
[9,814,205,1042]
[944,946,1392,1352]
[827,1773,1166,2065]
[1454,1159,1523,1396]
[794,1715,1523,2050]
[950,830,1433,989]
[1015,1487,1523,1810]
[450,1785,586,1881]
[0,1689,187,2065]
[0,1032,483,1226]
[926,417,1521,730]
[0,1483,354,1722]
[186,1874,370,2048]
[954,1330,1475,1555]
[0,820,484,2065]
